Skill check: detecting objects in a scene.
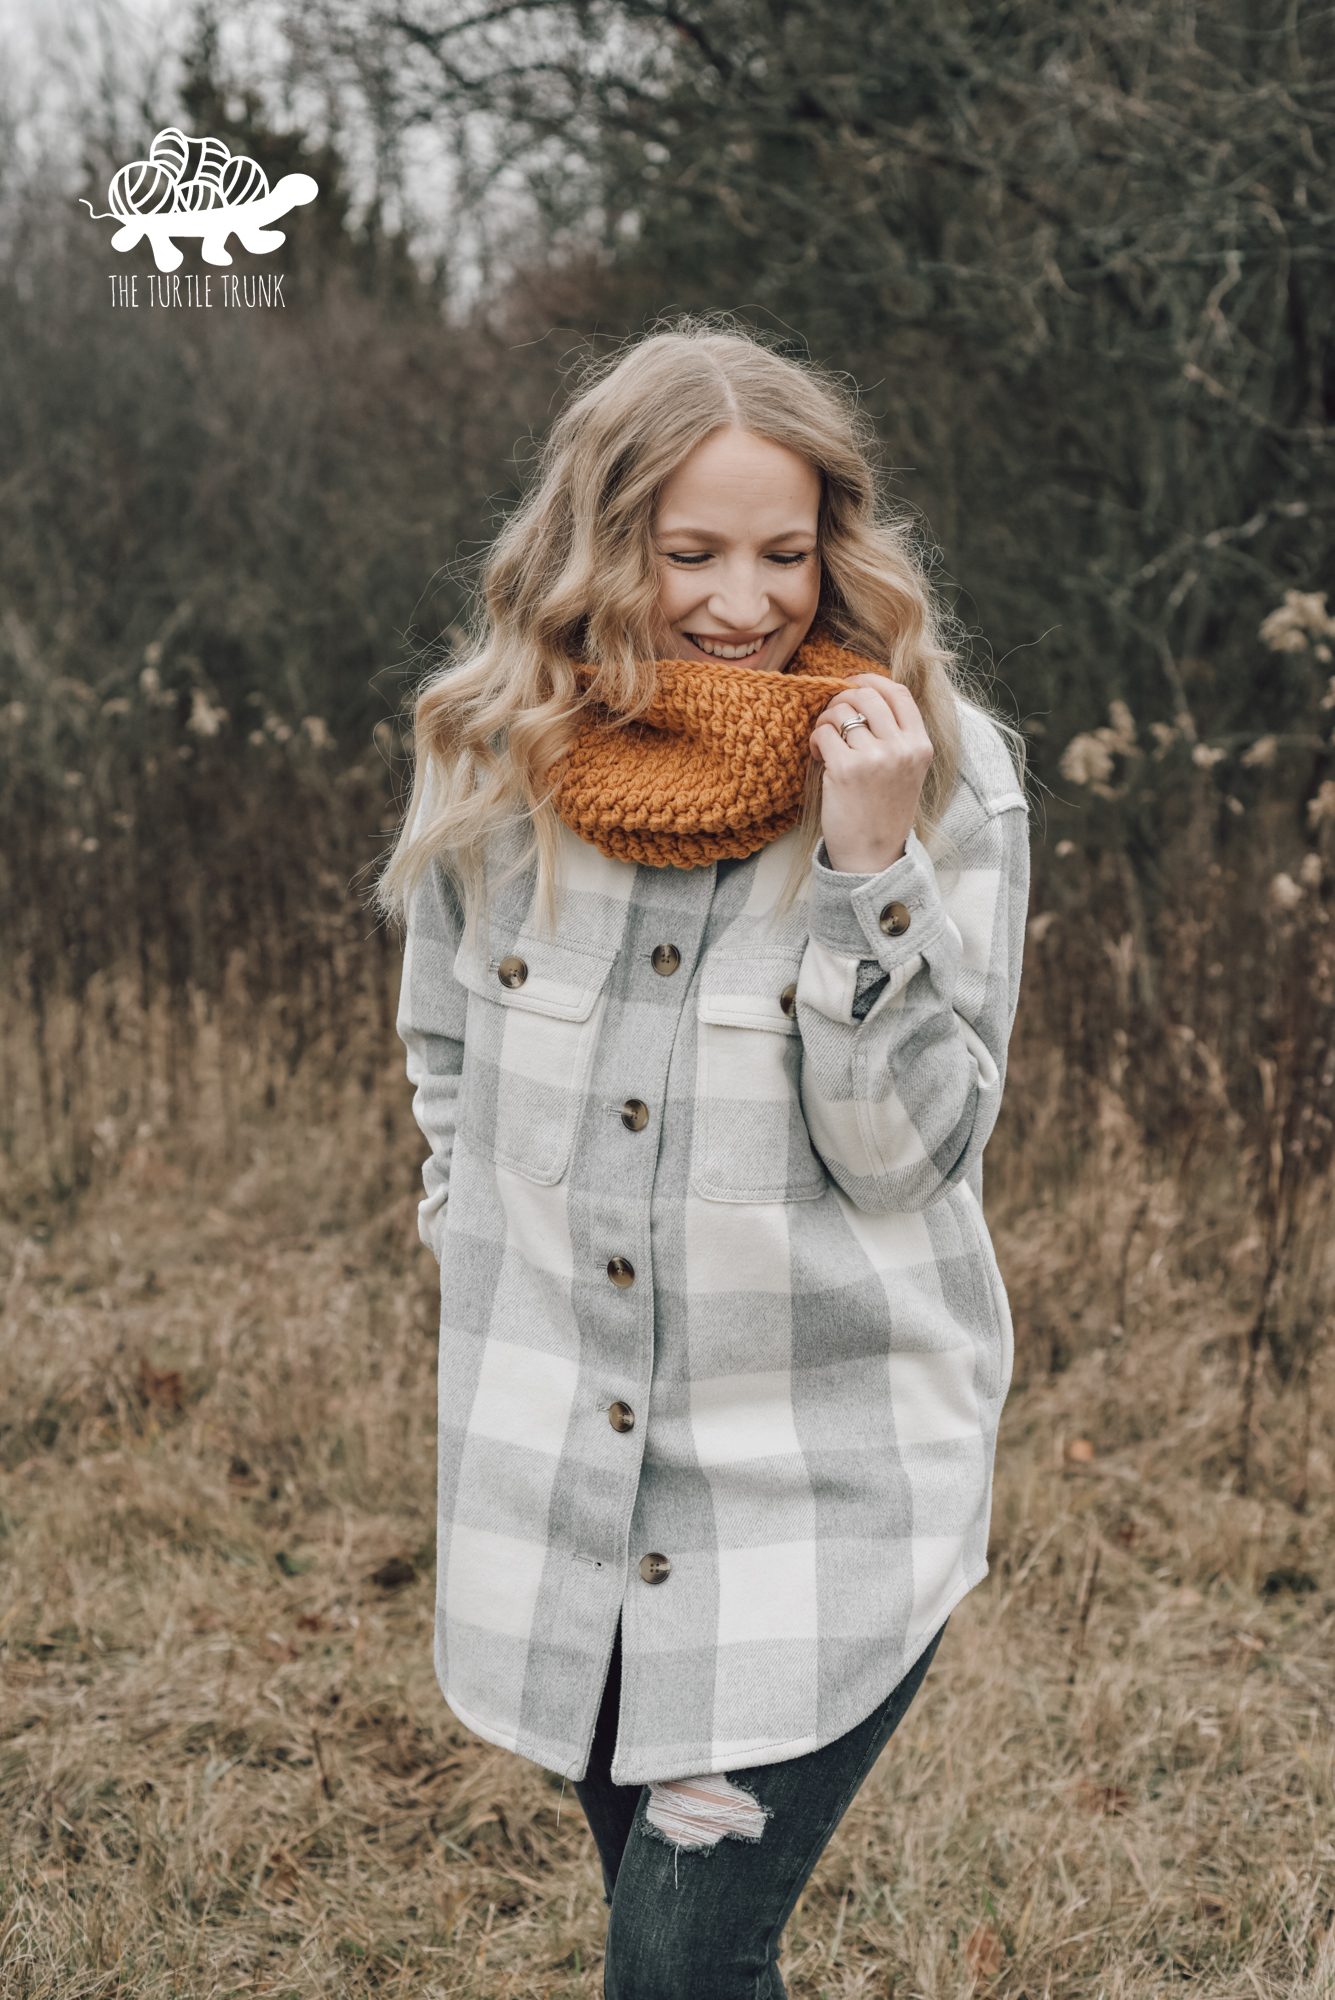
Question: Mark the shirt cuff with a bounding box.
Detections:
[809,831,944,967]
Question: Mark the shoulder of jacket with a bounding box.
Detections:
[949,701,1029,825]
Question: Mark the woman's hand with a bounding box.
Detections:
[809,672,933,875]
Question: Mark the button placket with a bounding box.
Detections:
[587,890,709,1627]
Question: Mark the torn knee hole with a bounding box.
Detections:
[644,1774,768,1852]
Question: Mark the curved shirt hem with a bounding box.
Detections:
[437,1687,582,1781]
[437,1566,981,1788]
[607,1567,978,1786]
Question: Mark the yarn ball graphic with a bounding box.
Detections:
[148,127,190,180]
[178,179,224,212]
[109,159,178,218]
[104,130,273,217]
[219,155,269,205]
[87,126,315,270]
[195,136,231,186]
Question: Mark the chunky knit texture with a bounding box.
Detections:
[549,629,889,868]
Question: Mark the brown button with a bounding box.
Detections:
[608,1401,635,1433]
[878,902,911,938]
[621,1098,649,1132]
[607,1257,636,1288]
[497,955,528,989]
[780,982,798,1018]
[639,1552,671,1585]
[651,944,681,976]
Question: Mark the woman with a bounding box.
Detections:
[384,325,1027,1996]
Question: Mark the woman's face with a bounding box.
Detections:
[652,427,821,673]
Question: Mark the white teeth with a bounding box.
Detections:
[690,635,767,660]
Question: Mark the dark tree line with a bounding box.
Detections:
[295,0,1335,783]
[2,2,1334,1309]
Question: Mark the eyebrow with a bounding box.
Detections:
[655,525,818,542]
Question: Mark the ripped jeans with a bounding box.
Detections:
[574,1624,944,1999]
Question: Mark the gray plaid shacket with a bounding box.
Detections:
[398,702,1028,1785]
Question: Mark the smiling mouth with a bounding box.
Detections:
[686,632,777,661]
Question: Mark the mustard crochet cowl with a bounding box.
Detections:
[548,629,888,869]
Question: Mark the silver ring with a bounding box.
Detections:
[838,712,871,743]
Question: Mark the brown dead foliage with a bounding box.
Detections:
[134,1356,187,1415]
[0,1038,1332,1998]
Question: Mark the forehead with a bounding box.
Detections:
[655,427,820,531]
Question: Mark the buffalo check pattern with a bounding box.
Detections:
[398,705,1028,1785]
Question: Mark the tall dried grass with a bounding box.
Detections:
[2,563,1332,1996]
[5,15,1333,1983]
[1,923,1333,1997]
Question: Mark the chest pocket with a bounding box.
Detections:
[453,933,618,1185]
[692,953,827,1204]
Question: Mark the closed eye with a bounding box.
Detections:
[664,550,812,567]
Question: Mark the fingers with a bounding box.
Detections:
[811,673,934,872]
[812,703,872,744]
[808,719,849,766]
[809,712,876,768]
[839,673,924,734]
[813,681,903,744]
[813,689,877,735]
[810,703,872,760]
[810,671,933,773]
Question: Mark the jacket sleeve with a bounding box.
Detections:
[794,759,1029,1216]
[396,861,468,1258]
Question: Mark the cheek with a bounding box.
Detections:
[784,563,821,622]
[655,566,694,625]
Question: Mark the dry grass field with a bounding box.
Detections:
[1,1043,1333,2000]
[4,4,1334,1987]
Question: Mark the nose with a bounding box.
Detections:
[706,556,772,631]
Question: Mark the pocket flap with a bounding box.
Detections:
[453,933,617,1023]
[696,956,800,1035]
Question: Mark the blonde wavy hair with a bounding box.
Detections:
[381,324,969,925]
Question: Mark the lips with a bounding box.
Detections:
[686,632,776,660]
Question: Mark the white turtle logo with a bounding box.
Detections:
[82,128,317,273]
